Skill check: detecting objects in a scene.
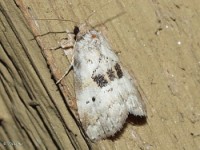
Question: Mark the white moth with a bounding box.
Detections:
[57,24,146,141]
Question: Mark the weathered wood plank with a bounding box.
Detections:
[0,0,90,149]
[1,0,200,149]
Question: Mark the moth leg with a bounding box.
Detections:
[48,29,75,51]
[46,38,72,51]
[54,29,76,84]
[61,29,76,55]
[56,64,73,84]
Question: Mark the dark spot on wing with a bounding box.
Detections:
[92,97,96,102]
[114,63,123,78]
[73,58,80,68]
[92,74,108,88]
[107,69,116,81]
[107,88,113,92]
[87,59,93,64]
[98,54,103,63]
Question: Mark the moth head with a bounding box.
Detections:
[74,24,91,40]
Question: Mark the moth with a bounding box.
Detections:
[57,24,146,141]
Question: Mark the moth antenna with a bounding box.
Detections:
[30,18,79,24]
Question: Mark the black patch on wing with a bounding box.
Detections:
[92,74,108,88]
[107,69,116,81]
[92,97,96,102]
[114,63,123,78]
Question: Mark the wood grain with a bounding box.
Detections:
[0,0,200,149]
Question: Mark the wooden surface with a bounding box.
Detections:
[0,0,200,149]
